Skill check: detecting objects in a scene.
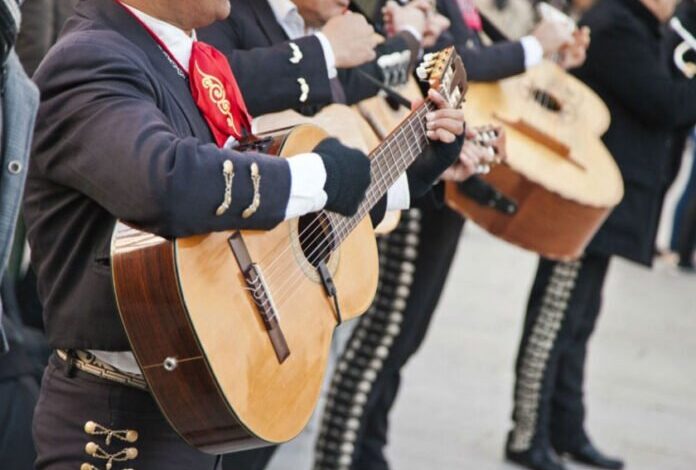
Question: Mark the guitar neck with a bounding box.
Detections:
[328,100,434,244]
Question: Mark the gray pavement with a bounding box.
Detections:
[268,224,696,470]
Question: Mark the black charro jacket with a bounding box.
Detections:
[575,0,696,265]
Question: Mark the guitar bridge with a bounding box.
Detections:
[228,232,290,363]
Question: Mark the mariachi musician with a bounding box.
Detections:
[314,2,589,470]
[199,1,457,468]
[506,0,696,469]
[23,0,465,469]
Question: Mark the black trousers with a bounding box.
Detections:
[315,197,465,470]
[33,354,275,470]
[509,253,611,452]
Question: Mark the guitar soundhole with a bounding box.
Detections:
[297,212,336,268]
[531,88,563,113]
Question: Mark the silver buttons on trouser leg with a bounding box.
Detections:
[314,209,422,470]
[509,260,582,452]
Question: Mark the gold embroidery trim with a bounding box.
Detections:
[242,163,261,219]
[216,159,235,216]
[195,63,241,136]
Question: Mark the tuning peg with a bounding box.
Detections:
[422,53,436,62]
[416,64,435,81]
[476,164,491,175]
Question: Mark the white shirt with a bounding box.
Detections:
[519,36,544,69]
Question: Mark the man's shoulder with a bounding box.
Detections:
[582,0,651,46]
[35,25,149,85]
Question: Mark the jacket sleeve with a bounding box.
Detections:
[198,21,334,116]
[340,31,421,105]
[31,36,292,238]
[581,22,696,129]
[455,40,526,82]
[433,0,525,82]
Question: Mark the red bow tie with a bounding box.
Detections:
[189,41,252,146]
[118,1,252,147]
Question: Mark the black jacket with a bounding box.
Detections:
[575,0,696,265]
[199,0,420,116]
[24,0,294,350]
[435,0,526,81]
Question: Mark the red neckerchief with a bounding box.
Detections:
[455,0,483,32]
[117,1,252,146]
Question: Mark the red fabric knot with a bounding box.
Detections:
[189,41,252,146]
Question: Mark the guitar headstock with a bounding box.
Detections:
[416,47,468,109]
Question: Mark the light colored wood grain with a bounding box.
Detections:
[464,60,623,208]
[175,125,379,443]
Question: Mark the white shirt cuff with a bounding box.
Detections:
[314,32,338,79]
[386,173,411,211]
[520,35,544,69]
[285,153,328,219]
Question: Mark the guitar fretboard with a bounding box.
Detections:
[327,101,435,245]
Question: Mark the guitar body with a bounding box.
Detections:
[446,61,624,261]
[111,125,379,453]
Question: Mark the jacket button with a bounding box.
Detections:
[8,160,22,174]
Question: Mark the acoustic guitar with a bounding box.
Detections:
[111,47,468,454]
[445,60,624,260]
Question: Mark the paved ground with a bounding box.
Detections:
[267,222,696,470]
[385,225,696,470]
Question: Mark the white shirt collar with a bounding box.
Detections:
[267,0,307,39]
[122,4,197,73]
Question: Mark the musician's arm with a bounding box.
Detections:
[339,31,421,105]
[198,22,334,116]
[581,23,696,129]
[32,39,301,238]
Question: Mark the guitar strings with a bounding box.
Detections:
[256,103,431,282]
[246,116,419,277]
[252,106,434,313]
[261,104,429,285]
[246,109,431,314]
[251,70,462,310]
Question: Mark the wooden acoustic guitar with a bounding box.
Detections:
[445,60,624,260]
[111,47,468,454]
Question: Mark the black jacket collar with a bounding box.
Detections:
[615,0,663,37]
[70,0,212,140]
[251,1,290,44]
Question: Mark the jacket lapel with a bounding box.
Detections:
[74,0,213,142]
[251,1,291,44]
